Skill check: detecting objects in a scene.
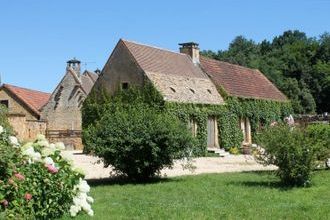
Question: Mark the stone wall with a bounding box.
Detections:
[8,114,47,141]
[93,40,145,95]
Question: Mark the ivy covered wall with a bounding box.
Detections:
[82,83,293,156]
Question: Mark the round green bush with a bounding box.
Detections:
[256,124,317,187]
[83,104,195,181]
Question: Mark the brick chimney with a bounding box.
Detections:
[179,42,200,64]
[66,58,81,76]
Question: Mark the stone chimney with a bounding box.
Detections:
[66,58,81,76]
[179,42,200,64]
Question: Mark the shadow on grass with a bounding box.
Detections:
[87,175,180,187]
[228,170,294,191]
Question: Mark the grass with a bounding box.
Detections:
[61,171,330,220]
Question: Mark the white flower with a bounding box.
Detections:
[70,205,81,217]
[22,146,35,157]
[36,134,46,141]
[49,143,56,150]
[61,152,74,164]
[33,152,42,162]
[55,142,65,150]
[37,140,49,148]
[87,210,94,216]
[41,147,55,157]
[78,179,90,193]
[9,136,19,146]
[87,196,94,204]
[44,157,55,166]
[0,126,4,134]
[81,201,92,212]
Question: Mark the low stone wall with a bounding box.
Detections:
[8,114,47,142]
[46,130,83,150]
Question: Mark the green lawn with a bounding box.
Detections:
[62,171,330,220]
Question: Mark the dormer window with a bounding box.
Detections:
[122,82,129,90]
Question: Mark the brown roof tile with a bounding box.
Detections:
[200,56,287,102]
[2,84,51,116]
[121,40,224,105]
[122,40,208,79]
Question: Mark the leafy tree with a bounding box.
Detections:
[202,30,330,113]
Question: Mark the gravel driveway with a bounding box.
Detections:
[62,151,276,180]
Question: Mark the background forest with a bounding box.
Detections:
[202,30,330,114]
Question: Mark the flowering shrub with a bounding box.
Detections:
[0,128,94,219]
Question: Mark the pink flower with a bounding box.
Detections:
[14,173,25,181]
[24,193,32,201]
[1,199,8,207]
[46,164,58,174]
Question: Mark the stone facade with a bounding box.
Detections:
[41,61,98,150]
[93,41,145,95]
[0,86,48,141]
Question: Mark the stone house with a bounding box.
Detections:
[0,59,98,149]
[92,39,288,150]
[199,56,287,145]
[40,59,98,149]
[0,84,50,140]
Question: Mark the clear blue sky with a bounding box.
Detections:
[1,0,329,92]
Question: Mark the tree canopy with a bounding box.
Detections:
[202,30,330,114]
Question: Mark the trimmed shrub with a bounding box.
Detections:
[83,104,195,181]
[256,125,316,186]
[0,128,94,219]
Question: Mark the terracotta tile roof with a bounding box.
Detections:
[121,40,224,105]
[2,84,51,116]
[122,40,209,79]
[200,56,288,102]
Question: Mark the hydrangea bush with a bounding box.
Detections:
[0,127,94,219]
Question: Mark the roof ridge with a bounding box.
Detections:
[121,39,186,56]
[3,83,50,95]
[201,56,260,73]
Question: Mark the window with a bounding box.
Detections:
[122,82,129,90]
[0,100,9,108]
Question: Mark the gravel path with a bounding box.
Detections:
[62,151,276,180]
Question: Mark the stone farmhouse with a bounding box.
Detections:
[0,59,98,149]
[92,39,287,149]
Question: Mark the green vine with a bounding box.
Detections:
[83,83,293,157]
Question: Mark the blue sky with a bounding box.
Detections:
[1,0,329,92]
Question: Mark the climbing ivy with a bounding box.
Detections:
[83,84,293,156]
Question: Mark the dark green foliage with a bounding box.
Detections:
[201,30,330,113]
[256,125,317,186]
[83,104,195,181]
[307,123,330,161]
